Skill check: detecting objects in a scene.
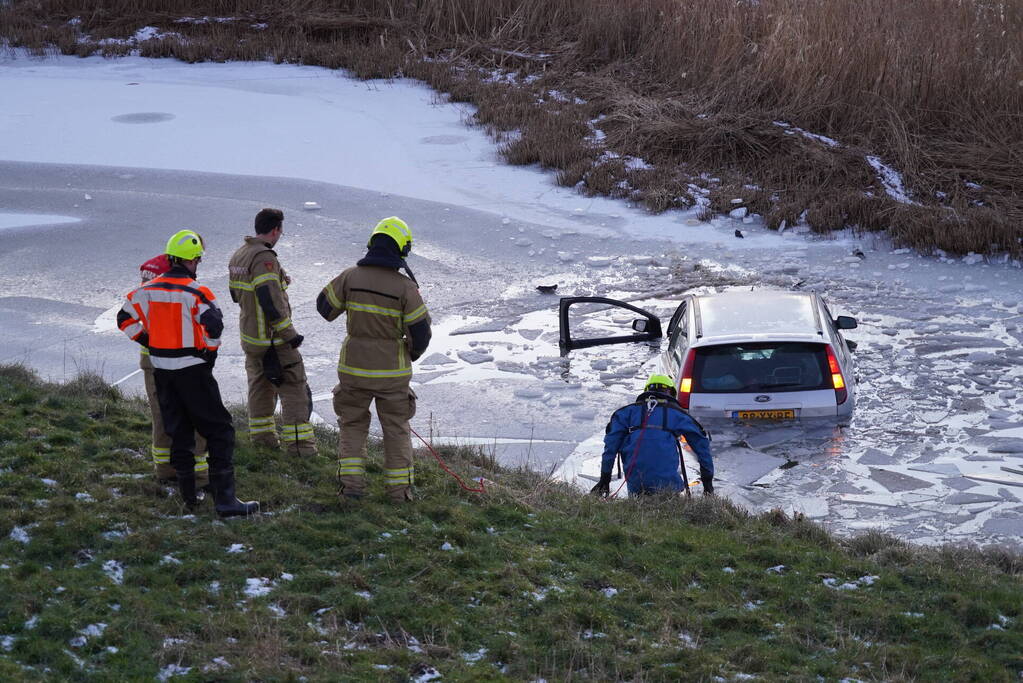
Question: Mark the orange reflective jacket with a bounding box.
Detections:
[118,266,224,370]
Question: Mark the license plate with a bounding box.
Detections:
[732,409,796,420]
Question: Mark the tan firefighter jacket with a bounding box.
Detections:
[228,236,298,353]
[318,265,430,391]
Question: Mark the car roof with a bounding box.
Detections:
[692,290,823,344]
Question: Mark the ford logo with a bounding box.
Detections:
[755,395,771,403]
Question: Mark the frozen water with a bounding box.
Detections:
[5,53,1023,550]
[0,212,79,231]
[457,350,494,365]
[869,469,934,493]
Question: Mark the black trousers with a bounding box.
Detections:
[154,362,235,477]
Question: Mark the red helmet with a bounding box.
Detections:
[140,253,171,282]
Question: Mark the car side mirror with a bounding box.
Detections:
[846,339,858,352]
[632,319,649,333]
[835,316,858,330]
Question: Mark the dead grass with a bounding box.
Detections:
[2,0,1021,254]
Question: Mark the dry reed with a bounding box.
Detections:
[2,0,1020,254]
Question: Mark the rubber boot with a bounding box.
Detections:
[209,469,259,518]
[178,472,200,509]
[699,474,716,496]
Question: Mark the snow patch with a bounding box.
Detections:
[102,559,125,585]
[461,647,487,663]
[244,578,273,598]
[677,631,698,649]
[157,663,192,681]
[866,155,915,204]
[412,666,443,682]
[9,526,30,544]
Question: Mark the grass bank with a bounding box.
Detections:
[1,364,1022,680]
[2,0,1021,257]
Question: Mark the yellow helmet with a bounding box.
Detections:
[165,229,204,260]
[368,216,412,257]
[644,373,676,394]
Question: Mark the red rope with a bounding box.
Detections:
[410,426,486,493]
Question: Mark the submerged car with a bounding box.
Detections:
[559,289,858,420]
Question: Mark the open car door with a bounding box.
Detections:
[558,297,663,356]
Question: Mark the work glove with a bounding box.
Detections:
[137,333,150,348]
[201,349,218,368]
[590,472,612,498]
[289,334,304,349]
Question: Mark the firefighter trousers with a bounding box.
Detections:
[154,363,236,479]
[244,347,316,456]
[144,366,208,486]
[333,383,416,501]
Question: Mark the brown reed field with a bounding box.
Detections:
[2,0,1021,255]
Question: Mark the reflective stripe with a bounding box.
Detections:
[229,279,255,292]
[249,416,276,434]
[151,445,171,464]
[347,301,401,318]
[338,457,365,475]
[240,333,286,347]
[150,356,206,370]
[404,304,427,325]
[385,466,414,485]
[280,423,314,443]
[252,272,282,287]
[152,445,209,472]
[271,317,292,331]
[140,347,150,356]
[323,285,344,310]
[337,362,413,378]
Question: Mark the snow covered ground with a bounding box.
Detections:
[2,52,1023,548]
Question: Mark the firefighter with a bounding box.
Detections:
[592,374,714,497]
[118,230,258,517]
[137,253,209,489]
[317,217,431,503]
[228,208,316,456]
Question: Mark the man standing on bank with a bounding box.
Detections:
[119,230,258,517]
[317,217,431,503]
[228,208,317,456]
[137,253,209,489]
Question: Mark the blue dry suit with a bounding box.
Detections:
[601,391,713,495]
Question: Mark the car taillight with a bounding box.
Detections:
[678,350,695,409]
[826,345,848,405]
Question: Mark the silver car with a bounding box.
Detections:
[559,289,858,420]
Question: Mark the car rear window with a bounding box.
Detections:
[693,342,830,393]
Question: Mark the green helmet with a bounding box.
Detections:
[165,229,204,261]
[644,373,676,394]
[368,216,412,257]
